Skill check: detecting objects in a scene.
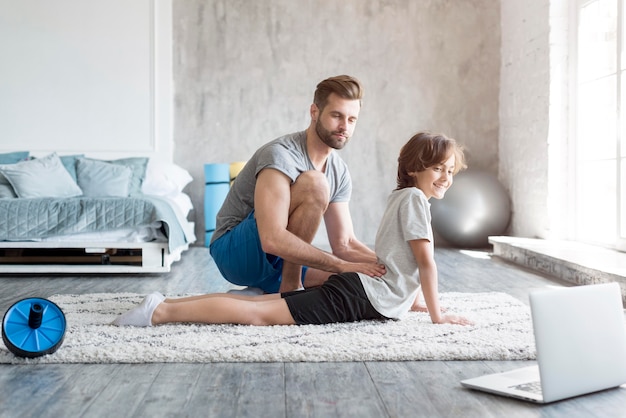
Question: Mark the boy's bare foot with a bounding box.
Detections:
[410,302,429,312]
[410,303,448,313]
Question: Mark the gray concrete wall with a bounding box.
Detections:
[173,0,501,246]
[499,0,570,240]
[499,0,550,240]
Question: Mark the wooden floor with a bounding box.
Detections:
[1,247,625,418]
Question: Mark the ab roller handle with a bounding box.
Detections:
[2,298,66,358]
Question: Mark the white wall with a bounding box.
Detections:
[0,0,173,162]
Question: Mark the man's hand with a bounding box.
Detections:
[340,261,386,278]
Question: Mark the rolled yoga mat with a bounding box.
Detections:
[204,163,230,246]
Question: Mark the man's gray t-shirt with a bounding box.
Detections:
[358,187,433,319]
[211,131,352,243]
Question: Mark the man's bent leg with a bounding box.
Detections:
[302,268,333,288]
[210,212,283,292]
[280,171,329,292]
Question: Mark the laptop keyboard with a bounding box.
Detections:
[510,381,542,394]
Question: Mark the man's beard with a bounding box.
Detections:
[315,119,350,150]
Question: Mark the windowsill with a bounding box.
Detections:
[488,236,626,303]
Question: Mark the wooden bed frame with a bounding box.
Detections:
[0,241,187,273]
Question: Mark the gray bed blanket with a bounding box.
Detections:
[0,196,191,252]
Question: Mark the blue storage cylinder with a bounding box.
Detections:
[204,163,230,246]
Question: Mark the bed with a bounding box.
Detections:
[0,151,196,273]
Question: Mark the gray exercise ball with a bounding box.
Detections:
[430,170,511,248]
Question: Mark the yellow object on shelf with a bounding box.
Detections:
[229,161,246,186]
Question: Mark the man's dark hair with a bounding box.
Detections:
[313,75,363,111]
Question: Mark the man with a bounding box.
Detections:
[209,75,386,293]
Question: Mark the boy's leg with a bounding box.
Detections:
[153,295,296,326]
[112,293,286,326]
[165,293,281,303]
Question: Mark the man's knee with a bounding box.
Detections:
[291,171,330,210]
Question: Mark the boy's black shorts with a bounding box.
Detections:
[282,272,387,325]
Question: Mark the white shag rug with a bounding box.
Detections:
[0,292,536,364]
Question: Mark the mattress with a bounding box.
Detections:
[0,196,192,252]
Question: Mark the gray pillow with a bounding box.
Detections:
[60,154,84,181]
[0,153,83,198]
[76,158,133,197]
[0,151,29,164]
[80,157,148,195]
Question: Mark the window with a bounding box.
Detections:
[574,0,625,250]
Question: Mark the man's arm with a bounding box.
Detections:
[254,168,385,278]
[324,201,377,263]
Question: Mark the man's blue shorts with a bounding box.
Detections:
[209,211,306,293]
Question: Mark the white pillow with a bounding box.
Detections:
[76,158,133,197]
[142,160,193,196]
[0,153,82,198]
[168,192,193,217]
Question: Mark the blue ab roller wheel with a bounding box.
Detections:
[2,298,66,358]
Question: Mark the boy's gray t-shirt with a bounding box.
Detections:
[211,131,351,243]
[358,187,433,319]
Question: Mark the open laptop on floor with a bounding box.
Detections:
[461,282,626,403]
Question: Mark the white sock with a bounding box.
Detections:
[111,292,165,327]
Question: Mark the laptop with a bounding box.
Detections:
[461,282,626,403]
